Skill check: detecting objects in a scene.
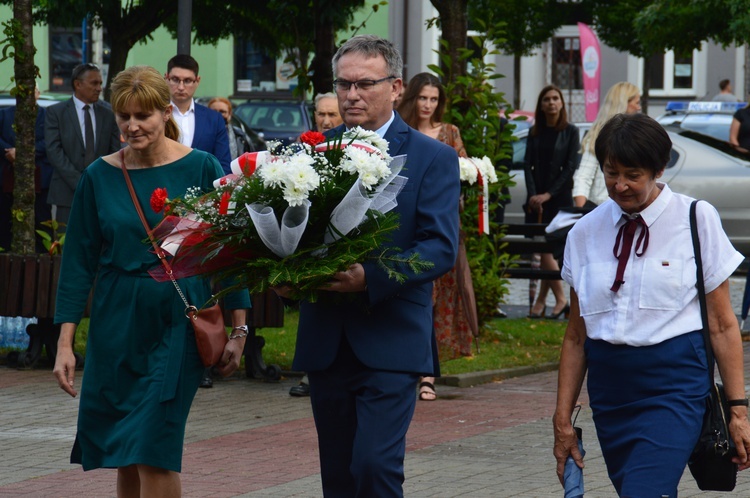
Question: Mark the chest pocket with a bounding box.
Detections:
[638,258,684,311]
[577,262,616,316]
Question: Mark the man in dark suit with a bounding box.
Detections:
[292,35,460,497]
[165,54,231,175]
[45,63,121,228]
[0,87,53,251]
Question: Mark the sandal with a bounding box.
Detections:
[418,381,437,401]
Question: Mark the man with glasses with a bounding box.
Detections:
[165,54,231,176]
[45,63,121,228]
[291,34,460,497]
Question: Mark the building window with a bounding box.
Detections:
[647,50,695,96]
[552,37,583,91]
[48,25,111,92]
[234,40,298,95]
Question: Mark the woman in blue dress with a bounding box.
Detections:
[52,65,250,497]
[553,113,750,496]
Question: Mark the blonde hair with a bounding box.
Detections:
[110,65,180,142]
[581,82,640,154]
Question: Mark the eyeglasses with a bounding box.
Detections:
[333,76,396,93]
[71,63,100,82]
[167,76,198,87]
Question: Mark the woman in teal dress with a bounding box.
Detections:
[52,65,250,497]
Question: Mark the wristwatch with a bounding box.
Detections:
[727,398,749,407]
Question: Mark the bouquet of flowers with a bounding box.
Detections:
[458,156,499,235]
[147,127,431,302]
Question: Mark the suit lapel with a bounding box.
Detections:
[192,104,203,147]
[66,99,85,149]
[383,113,409,156]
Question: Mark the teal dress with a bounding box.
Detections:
[54,149,250,472]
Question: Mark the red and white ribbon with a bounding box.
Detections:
[477,164,489,235]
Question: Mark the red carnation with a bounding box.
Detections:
[150,188,169,213]
[300,131,326,146]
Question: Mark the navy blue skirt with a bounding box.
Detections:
[585,331,710,497]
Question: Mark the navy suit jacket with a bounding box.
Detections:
[45,98,121,207]
[0,106,52,192]
[192,104,231,174]
[292,113,460,376]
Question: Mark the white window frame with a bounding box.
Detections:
[636,44,707,98]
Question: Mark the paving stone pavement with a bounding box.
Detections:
[1,275,749,497]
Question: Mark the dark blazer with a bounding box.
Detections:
[523,122,580,223]
[0,106,51,192]
[192,104,231,174]
[292,112,460,376]
[45,98,121,207]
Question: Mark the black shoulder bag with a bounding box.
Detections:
[687,199,738,491]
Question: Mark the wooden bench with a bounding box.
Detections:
[500,223,563,281]
[0,253,285,380]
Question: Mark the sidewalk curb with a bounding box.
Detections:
[436,362,560,388]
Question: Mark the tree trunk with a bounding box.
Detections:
[514,54,521,109]
[430,0,468,84]
[103,33,134,102]
[10,0,37,255]
[311,6,335,97]
[641,57,651,115]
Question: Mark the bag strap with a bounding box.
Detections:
[119,149,194,313]
[690,199,715,384]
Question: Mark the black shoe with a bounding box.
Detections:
[199,372,213,388]
[289,383,310,397]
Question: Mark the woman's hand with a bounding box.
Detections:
[214,335,245,377]
[553,421,584,485]
[528,193,552,213]
[53,323,78,397]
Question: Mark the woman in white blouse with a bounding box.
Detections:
[572,82,641,207]
[553,113,750,496]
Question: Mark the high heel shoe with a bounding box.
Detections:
[527,305,546,319]
[550,302,570,319]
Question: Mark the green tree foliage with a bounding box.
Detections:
[183,0,379,98]
[468,0,565,109]
[429,23,517,327]
[429,0,469,85]
[0,0,37,254]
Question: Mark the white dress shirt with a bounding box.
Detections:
[562,183,743,346]
[171,99,195,147]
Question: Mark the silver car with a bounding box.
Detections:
[506,123,750,256]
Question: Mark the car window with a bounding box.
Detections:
[677,128,750,162]
[235,104,306,133]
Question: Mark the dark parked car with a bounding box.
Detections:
[233,100,314,145]
[508,123,750,256]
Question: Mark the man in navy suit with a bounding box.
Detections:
[165,54,231,175]
[292,35,460,497]
[45,63,121,228]
[0,87,53,251]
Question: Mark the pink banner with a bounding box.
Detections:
[578,22,601,122]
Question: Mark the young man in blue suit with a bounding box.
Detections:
[291,35,460,497]
[165,54,231,175]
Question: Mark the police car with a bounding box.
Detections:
[656,101,747,141]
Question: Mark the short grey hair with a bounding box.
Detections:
[314,92,337,107]
[332,35,403,79]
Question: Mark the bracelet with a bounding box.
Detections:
[229,325,249,340]
[727,398,749,407]
[229,332,248,340]
[232,325,249,333]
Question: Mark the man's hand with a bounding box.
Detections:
[324,264,367,293]
[4,148,15,163]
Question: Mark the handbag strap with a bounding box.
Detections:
[689,199,715,384]
[119,149,194,312]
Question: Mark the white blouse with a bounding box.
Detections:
[572,150,608,205]
[562,183,744,346]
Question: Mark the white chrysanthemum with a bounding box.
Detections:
[458,157,479,184]
[282,161,320,200]
[258,159,286,188]
[344,126,390,157]
[478,156,498,183]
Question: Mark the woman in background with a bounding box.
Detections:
[398,72,478,401]
[573,82,641,207]
[524,85,579,319]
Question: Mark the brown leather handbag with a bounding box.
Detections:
[120,150,227,367]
